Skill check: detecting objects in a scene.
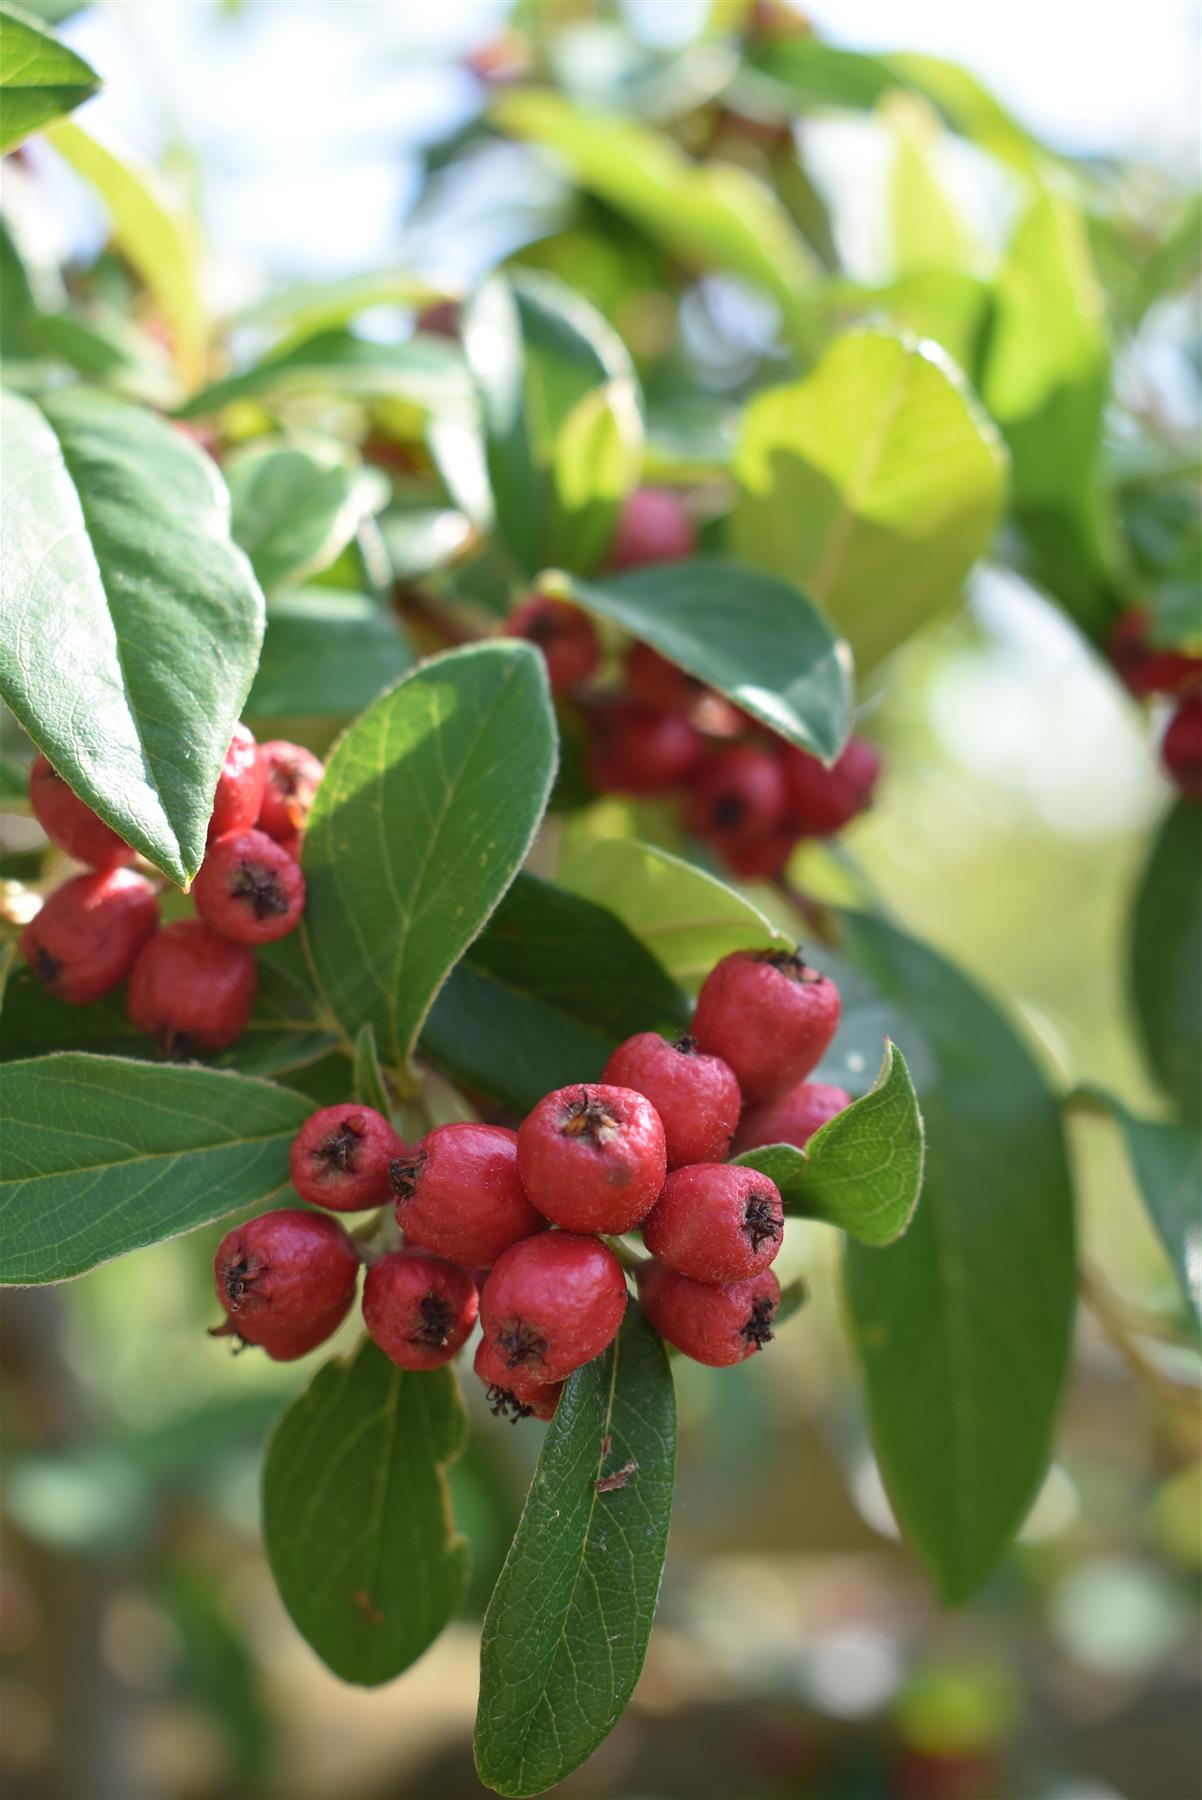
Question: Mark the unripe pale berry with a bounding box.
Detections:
[208,723,266,842]
[683,744,789,841]
[692,948,840,1103]
[193,828,306,945]
[257,740,324,842]
[361,1251,478,1370]
[623,642,705,715]
[607,487,696,570]
[20,868,158,1004]
[780,736,881,837]
[586,701,703,796]
[127,919,257,1055]
[506,595,600,693]
[733,1079,852,1154]
[637,1261,780,1367]
[480,1232,628,1383]
[212,1208,359,1357]
[601,1032,741,1168]
[390,1123,545,1266]
[290,1104,402,1212]
[474,1336,563,1422]
[29,755,134,869]
[517,1083,667,1233]
[1162,694,1202,801]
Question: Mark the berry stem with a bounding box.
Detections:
[602,1235,649,1274]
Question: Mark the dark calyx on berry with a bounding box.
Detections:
[758,948,817,982]
[413,1292,456,1347]
[388,1152,426,1199]
[486,1385,534,1423]
[740,1295,777,1350]
[559,1088,620,1147]
[743,1191,783,1252]
[229,858,290,919]
[318,1120,364,1174]
[496,1318,549,1370]
[222,1253,259,1311]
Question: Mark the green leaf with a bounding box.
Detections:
[834,270,992,387]
[474,1305,675,1797]
[0,1054,312,1285]
[1095,1096,1202,1327]
[302,642,557,1073]
[838,911,1076,1603]
[234,266,445,341]
[45,119,205,390]
[351,1023,391,1117]
[1130,801,1202,1122]
[422,872,687,1112]
[177,327,468,420]
[262,1337,468,1686]
[0,3,98,153]
[883,91,972,276]
[567,559,851,760]
[734,1039,924,1245]
[732,330,1007,671]
[226,440,384,593]
[1132,192,1202,324]
[0,387,265,886]
[557,836,784,989]
[463,270,642,578]
[246,589,411,721]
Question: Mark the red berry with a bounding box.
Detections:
[712,820,799,880]
[607,487,696,570]
[1163,695,1202,800]
[517,1083,667,1233]
[585,702,703,795]
[417,300,460,339]
[692,948,840,1103]
[28,755,134,869]
[127,919,256,1055]
[601,1032,741,1168]
[506,595,600,693]
[208,723,266,842]
[683,745,789,842]
[623,642,705,714]
[212,1208,359,1356]
[362,1251,478,1370]
[734,1079,852,1153]
[642,1163,783,1283]
[290,1104,401,1212]
[474,1337,563,1421]
[193,828,306,945]
[1110,609,1202,700]
[780,736,881,837]
[390,1123,545,1266]
[257,740,324,842]
[20,868,158,1004]
[480,1231,628,1382]
[637,1261,780,1366]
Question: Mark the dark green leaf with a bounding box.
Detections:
[774,1277,808,1329]
[262,1337,468,1686]
[0,1054,311,1284]
[227,439,384,592]
[246,589,412,720]
[474,1305,676,1797]
[351,1023,391,1116]
[1093,1095,1202,1326]
[0,3,99,153]
[1130,801,1202,1122]
[0,386,265,885]
[177,327,468,420]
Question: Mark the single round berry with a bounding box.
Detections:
[642,1163,784,1284]
[474,1337,563,1422]
[208,723,266,842]
[780,736,881,837]
[390,1122,544,1266]
[28,755,134,869]
[362,1251,478,1370]
[1162,694,1202,801]
[212,1208,359,1353]
[517,1083,667,1233]
[480,1232,628,1383]
[20,868,158,1005]
[506,595,600,693]
[637,1262,780,1367]
[193,829,306,945]
[683,745,789,841]
[290,1104,401,1212]
[257,740,324,842]
[623,642,705,714]
[692,948,841,1103]
[733,1079,852,1154]
[601,1032,741,1169]
[713,819,800,881]
[585,702,703,796]
[607,487,696,570]
[1109,609,1202,700]
[127,919,257,1055]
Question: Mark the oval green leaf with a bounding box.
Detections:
[246,589,412,721]
[1091,1093,1202,1328]
[351,1022,391,1118]
[0,4,99,154]
[227,439,384,593]
[177,327,468,420]
[1130,801,1202,1123]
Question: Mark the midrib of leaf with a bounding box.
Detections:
[806,353,912,605]
[921,1149,975,1594]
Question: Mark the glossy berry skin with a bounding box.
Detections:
[20,868,158,1005]
[733,1079,852,1154]
[193,829,306,945]
[208,724,265,842]
[642,1163,783,1284]
[517,1083,667,1233]
[391,1123,545,1266]
[780,737,881,837]
[29,755,134,869]
[474,1337,563,1421]
[623,642,704,715]
[601,1032,741,1168]
[684,745,789,841]
[362,1251,478,1370]
[127,920,256,1055]
[637,1262,780,1367]
[257,740,324,842]
[290,1104,401,1212]
[1109,610,1202,700]
[212,1208,359,1356]
[607,487,696,570]
[480,1232,628,1383]
[506,596,600,693]
[693,948,841,1103]
[1163,695,1202,800]
[714,820,799,880]
[586,702,703,796]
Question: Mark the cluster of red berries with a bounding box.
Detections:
[211,947,853,1420]
[1110,608,1202,801]
[21,728,323,1056]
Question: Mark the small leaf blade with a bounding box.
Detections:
[0,4,99,153]
[1130,801,1202,1123]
